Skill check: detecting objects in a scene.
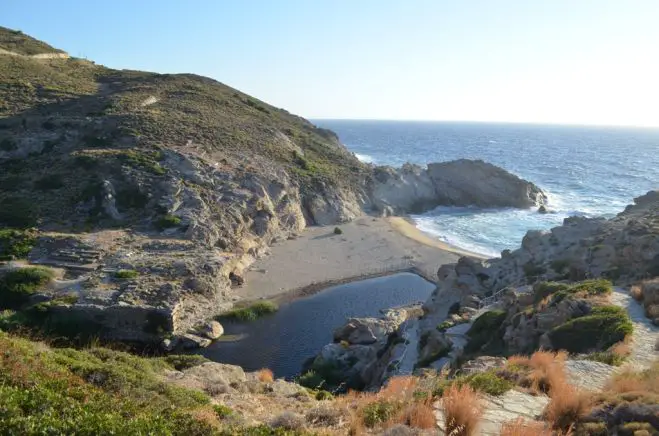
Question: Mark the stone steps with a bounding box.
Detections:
[35,260,98,272]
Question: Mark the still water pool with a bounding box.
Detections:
[199,273,434,379]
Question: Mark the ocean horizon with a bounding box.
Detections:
[315,120,659,257]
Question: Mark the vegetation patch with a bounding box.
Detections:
[217,301,278,322]
[433,370,513,397]
[0,228,37,260]
[0,266,54,309]
[156,214,182,230]
[118,150,167,175]
[548,305,633,353]
[0,330,217,435]
[533,279,613,305]
[465,309,507,354]
[113,269,139,280]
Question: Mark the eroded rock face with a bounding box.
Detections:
[372,159,546,214]
[423,190,659,321]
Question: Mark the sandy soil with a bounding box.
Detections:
[236,216,485,302]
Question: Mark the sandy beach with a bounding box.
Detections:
[236,216,486,303]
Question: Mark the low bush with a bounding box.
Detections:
[0,228,37,259]
[465,309,506,353]
[163,354,208,371]
[548,305,633,353]
[434,370,513,397]
[533,282,570,304]
[213,404,233,419]
[0,331,215,435]
[156,214,182,230]
[113,269,139,280]
[0,267,54,309]
[361,400,400,427]
[333,227,343,235]
[218,301,278,322]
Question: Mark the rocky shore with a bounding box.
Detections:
[303,190,659,391]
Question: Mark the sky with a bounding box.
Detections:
[4,1,659,126]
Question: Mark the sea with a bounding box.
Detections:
[315,120,659,258]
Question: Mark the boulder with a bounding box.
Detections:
[179,333,212,349]
[197,321,224,339]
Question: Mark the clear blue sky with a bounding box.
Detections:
[4,0,659,126]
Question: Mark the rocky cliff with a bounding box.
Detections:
[372,160,546,214]
[0,26,546,346]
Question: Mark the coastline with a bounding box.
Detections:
[236,216,487,305]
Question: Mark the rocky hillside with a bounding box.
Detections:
[0,27,546,346]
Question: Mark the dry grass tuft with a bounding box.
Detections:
[500,418,552,436]
[503,350,568,394]
[630,285,644,301]
[380,376,418,400]
[441,384,482,436]
[544,381,592,431]
[404,401,436,429]
[256,368,274,383]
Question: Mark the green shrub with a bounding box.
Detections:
[218,301,278,322]
[0,267,54,309]
[533,279,613,305]
[163,354,209,371]
[465,309,507,353]
[213,404,233,419]
[113,269,139,280]
[314,390,334,400]
[156,214,182,230]
[0,332,215,435]
[433,370,513,397]
[118,150,167,175]
[362,400,400,427]
[437,320,453,331]
[569,279,613,296]
[0,229,37,259]
[534,281,570,304]
[582,351,627,366]
[548,305,633,353]
[298,370,325,390]
[333,227,343,235]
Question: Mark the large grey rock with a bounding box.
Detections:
[371,159,546,214]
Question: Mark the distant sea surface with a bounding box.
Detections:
[315,120,659,257]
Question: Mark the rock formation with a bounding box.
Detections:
[371,159,547,214]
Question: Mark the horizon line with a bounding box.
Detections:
[309,118,659,130]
